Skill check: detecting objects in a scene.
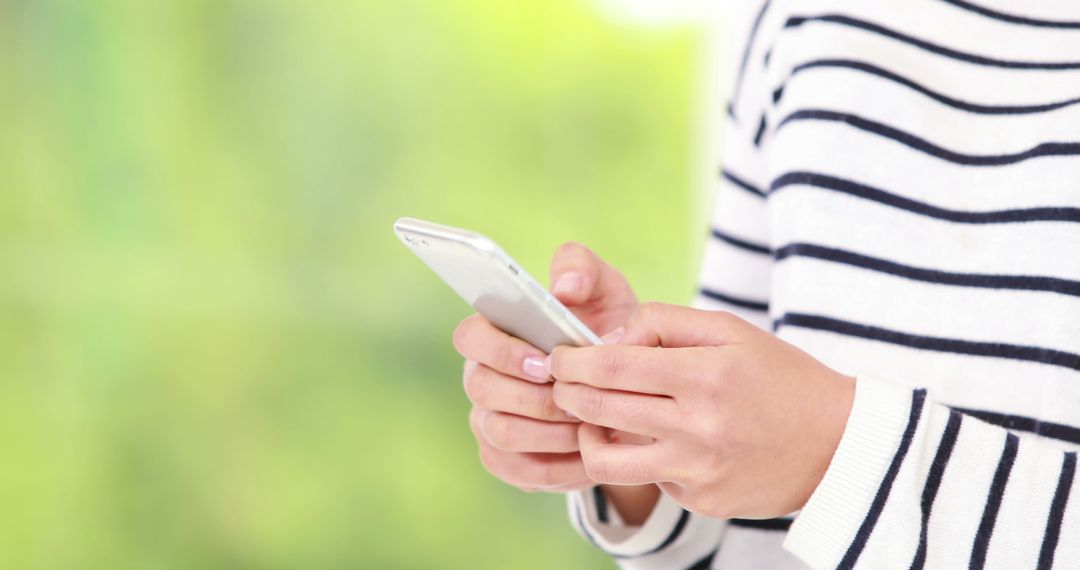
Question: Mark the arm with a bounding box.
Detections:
[786,376,1079,569]
[547,302,1079,570]
[564,0,782,563]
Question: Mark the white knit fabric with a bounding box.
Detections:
[569,0,1080,567]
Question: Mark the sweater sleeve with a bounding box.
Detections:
[565,1,782,566]
[565,489,727,569]
[785,375,1079,569]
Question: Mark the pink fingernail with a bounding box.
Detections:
[522,356,549,383]
[601,327,625,345]
[563,410,579,421]
[542,354,553,376]
[552,272,582,296]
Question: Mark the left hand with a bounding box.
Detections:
[546,302,856,519]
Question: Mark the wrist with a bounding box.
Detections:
[797,371,857,510]
[599,484,660,526]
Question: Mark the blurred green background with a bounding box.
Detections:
[0,0,721,567]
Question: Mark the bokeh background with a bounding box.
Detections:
[0,0,729,567]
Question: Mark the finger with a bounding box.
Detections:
[453,314,550,382]
[578,423,666,486]
[552,381,675,437]
[549,242,637,332]
[471,408,580,453]
[548,344,699,396]
[520,479,595,493]
[618,302,751,348]
[463,362,578,422]
[478,445,591,491]
[470,411,590,489]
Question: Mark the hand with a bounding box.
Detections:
[547,302,856,519]
[452,243,640,493]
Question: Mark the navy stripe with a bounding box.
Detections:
[775,59,1080,115]
[730,517,793,531]
[937,0,1080,29]
[910,410,964,570]
[970,433,1020,570]
[770,171,1080,225]
[838,389,928,569]
[730,0,773,118]
[573,495,603,551]
[774,242,1080,299]
[628,509,692,558]
[785,14,1080,70]
[593,486,609,524]
[774,313,1080,373]
[1038,452,1077,569]
[721,168,767,198]
[574,499,693,559]
[952,407,1080,446]
[699,288,769,312]
[777,109,1080,166]
[687,548,718,570]
[712,228,771,256]
[753,114,768,147]
[772,84,785,104]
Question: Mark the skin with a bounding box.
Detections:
[452,242,659,523]
[453,244,856,524]
[547,302,856,519]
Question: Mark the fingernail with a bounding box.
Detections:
[542,354,553,376]
[552,272,583,296]
[601,327,625,345]
[563,410,579,421]
[522,356,549,383]
[463,359,478,377]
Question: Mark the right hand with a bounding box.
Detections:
[452,242,638,492]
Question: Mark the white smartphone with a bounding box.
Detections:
[393,217,602,353]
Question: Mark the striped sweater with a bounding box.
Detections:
[566,1,1080,568]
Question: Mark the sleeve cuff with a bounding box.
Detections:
[783,376,918,569]
[567,487,690,558]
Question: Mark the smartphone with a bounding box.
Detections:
[393,217,602,353]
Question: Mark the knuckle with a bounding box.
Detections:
[702,413,728,444]
[468,406,484,437]
[476,441,501,475]
[576,386,605,421]
[715,309,741,329]
[462,367,489,405]
[629,301,664,330]
[483,413,516,450]
[494,340,518,373]
[535,462,562,487]
[639,300,664,313]
[536,386,562,420]
[479,449,524,490]
[598,350,623,383]
[582,457,613,483]
[637,301,665,318]
[715,310,750,335]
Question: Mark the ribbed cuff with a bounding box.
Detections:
[568,487,688,558]
[783,376,915,569]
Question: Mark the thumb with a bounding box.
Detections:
[618,302,749,348]
[549,242,637,334]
